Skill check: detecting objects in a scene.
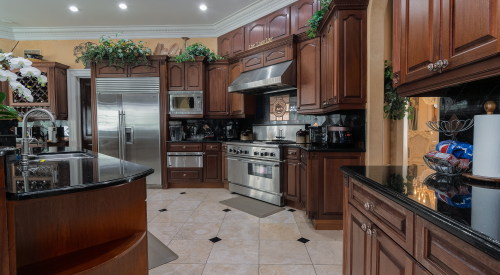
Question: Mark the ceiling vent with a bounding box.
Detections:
[23,49,42,58]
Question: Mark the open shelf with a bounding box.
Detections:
[17,232,146,275]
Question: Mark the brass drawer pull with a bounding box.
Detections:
[183,174,186,177]
[364,202,375,211]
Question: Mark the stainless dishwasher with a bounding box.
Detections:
[167,152,203,168]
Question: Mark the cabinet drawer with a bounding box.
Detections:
[167,168,202,183]
[284,147,300,159]
[222,143,228,153]
[167,143,202,152]
[415,215,500,275]
[204,143,221,152]
[349,178,414,253]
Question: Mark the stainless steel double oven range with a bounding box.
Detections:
[226,141,293,206]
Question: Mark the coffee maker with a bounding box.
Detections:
[224,121,240,141]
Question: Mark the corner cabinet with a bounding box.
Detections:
[393,0,500,96]
[205,60,230,117]
[167,57,205,91]
[8,62,69,120]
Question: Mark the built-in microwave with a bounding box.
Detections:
[169,91,203,115]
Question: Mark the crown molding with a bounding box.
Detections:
[0,0,298,41]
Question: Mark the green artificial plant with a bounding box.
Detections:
[75,32,152,70]
[384,60,414,120]
[174,42,225,63]
[305,0,332,39]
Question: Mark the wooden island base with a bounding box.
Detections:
[6,178,148,275]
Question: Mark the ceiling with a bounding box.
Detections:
[0,0,296,40]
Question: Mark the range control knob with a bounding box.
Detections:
[229,149,233,152]
[264,152,269,156]
[270,153,276,157]
[244,150,249,154]
[260,152,265,156]
[235,150,240,154]
[254,152,259,156]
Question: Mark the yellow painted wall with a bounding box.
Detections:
[0,37,218,69]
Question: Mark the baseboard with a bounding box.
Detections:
[168,182,224,188]
[313,219,343,230]
[285,200,304,210]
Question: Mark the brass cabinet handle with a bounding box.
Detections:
[366,229,373,237]
[361,223,367,232]
[323,101,327,106]
[372,229,377,238]
[210,146,213,149]
[393,72,399,84]
[183,174,186,177]
[442,59,449,70]
[364,202,375,211]
[183,146,186,149]
[428,59,449,73]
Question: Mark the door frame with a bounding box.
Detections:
[67,69,91,148]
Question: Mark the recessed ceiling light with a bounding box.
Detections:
[69,6,78,12]
[199,4,207,11]
[119,4,127,9]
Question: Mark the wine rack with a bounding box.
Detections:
[12,72,49,104]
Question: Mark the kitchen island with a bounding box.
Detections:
[341,166,500,275]
[1,147,153,275]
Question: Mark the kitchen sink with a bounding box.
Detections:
[31,152,95,161]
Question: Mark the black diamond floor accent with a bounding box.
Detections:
[158,209,167,212]
[180,192,186,194]
[231,192,236,194]
[209,237,222,243]
[297,238,310,243]
[222,209,232,212]
[288,209,296,212]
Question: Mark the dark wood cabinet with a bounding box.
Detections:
[95,61,128,78]
[218,33,232,57]
[291,0,319,35]
[245,18,268,51]
[203,151,222,182]
[167,57,205,91]
[394,0,500,96]
[222,152,229,185]
[128,60,160,77]
[297,38,321,111]
[242,53,264,72]
[345,204,372,275]
[267,7,290,40]
[263,45,292,67]
[229,62,255,117]
[167,143,202,152]
[231,27,246,56]
[284,159,300,202]
[299,161,307,209]
[205,61,229,117]
[370,223,414,275]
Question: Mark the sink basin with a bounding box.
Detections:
[31,152,95,161]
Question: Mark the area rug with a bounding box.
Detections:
[219,196,284,218]
[148,231,178,269]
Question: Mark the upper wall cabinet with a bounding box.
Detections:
[229,62,256,118]
[218,33,231,57]
[231,27,246,56]
[297,38,321,111]
[167,57,205,91]
[205,61,230,117]
[291,0,319,35]
[394,0,500,96]
[246,18,268,51]
[94,57,163,78]
[267,7,291,40]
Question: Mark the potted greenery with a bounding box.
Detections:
[306,0,332,39]
[0,51,47,119]
[173,42,225,63]
[384,60,413,120]
[75,32,153,70]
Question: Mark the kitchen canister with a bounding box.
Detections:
[296,129,306,143]
[473,101,500,178]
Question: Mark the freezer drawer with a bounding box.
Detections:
[167,152,203,168]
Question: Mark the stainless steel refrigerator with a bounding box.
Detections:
[96,77,161,185]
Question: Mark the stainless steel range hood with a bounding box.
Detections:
[228,60,296,95]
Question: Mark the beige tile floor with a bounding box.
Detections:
[147,188,343,275]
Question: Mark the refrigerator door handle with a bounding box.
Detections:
[118,111,123,160]
[121,111,126,160]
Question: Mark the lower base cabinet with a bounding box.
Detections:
[203,151,222,182]
[167,168,203,183]
[284,159,300,202]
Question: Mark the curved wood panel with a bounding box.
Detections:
[95,62,127,78]
[246,18,267,50]
[268,7,290,40]
[231,28,245,55]
[129,60,160,77]
[185,63,202,89]
[297,38,321,110]
[219,36,231,56]
[292,0,318,34]
[206,65,229,115]
[167,62,184,90]
[242,53,264,71]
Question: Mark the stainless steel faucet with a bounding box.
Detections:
[20,108,56,164]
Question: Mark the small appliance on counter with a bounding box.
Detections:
[169,121,184,141]
[225,121,240,141]
[296,129,307,144]
[241,129,253,141]
[168,91,203,115]
[204,126,215,141]
[327,125,354,148]
[309,126,327,145]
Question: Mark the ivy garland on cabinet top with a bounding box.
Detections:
[306,0,332,39]
[384,60,414,120]
[174,43,225,63]
[75,32,152,70]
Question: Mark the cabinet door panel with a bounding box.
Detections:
[371,224,413,275]
[300,162,307,208]
[284,160,300,202]
[346,204,371,275]
[129,60,160,77]
[229,63,244,115]
[218,34,231,57]
[96,62,127,78]
[292,0,319,34]
[267,7,290,40]
[415,215,500,275]
[167,62,184,90]
[246,18,267,50]
[54,68,68,120]
[442,0,500,70]
[185,62,203,91]
[263,45,289,67]
[297,38,321,110]
[231,27,246,55]
[338,10,367,104]
[204,152,221,182]
[206,64,229,116]
[400,0,441,83]
[242,53,264,71]
[222,152,229,183]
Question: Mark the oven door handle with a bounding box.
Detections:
[227,158,281,167]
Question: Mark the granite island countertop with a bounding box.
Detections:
[341,165,500,261]
[4,147,154,201]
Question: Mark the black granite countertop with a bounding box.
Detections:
[167,140,224,143]
[341,165,500,261]
[4,147,154,201]
[286,143,366,152]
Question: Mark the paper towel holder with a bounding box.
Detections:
[484,101,496,115]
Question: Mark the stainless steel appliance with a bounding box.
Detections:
[169,90,203,115]
[96,77,161,185]
[227,142,283,206]
[169,121,184,141]
[309,126,327,145]
[228,60,296,95]
[167,152,203,168]
[327,125,354,148]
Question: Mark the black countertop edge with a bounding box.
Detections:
[0,148,19,156]
[7,169,155,201]
[286,144,366,152]
[340,166,500,261]
[167,141,224,143]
